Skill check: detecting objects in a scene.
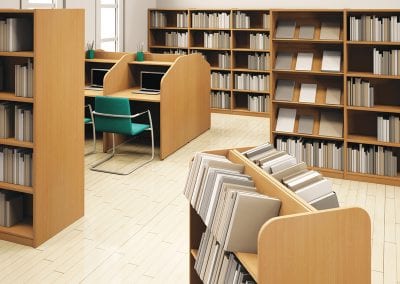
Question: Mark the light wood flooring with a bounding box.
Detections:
[0,113,398,283]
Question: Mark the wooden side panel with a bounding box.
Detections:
[34,9,84,246]
[160,53,211,159]
[93,50,127,60]
[258,207,371,284]
[228,150,315,215]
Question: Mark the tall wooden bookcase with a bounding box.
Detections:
[0,9,84,247]
[148,9,272,118]
[189,148,371,283]
[270,9,400,186]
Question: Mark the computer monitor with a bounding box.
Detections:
[140,71,164,91]
[91,68,109,87]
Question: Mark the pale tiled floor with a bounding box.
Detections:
[0,113,398,283]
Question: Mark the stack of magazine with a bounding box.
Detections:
[184,152,281,283]
[243,143,340,210]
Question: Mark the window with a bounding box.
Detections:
[96,0,123,52]
[21,0,62,8]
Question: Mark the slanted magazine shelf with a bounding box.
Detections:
[189,148,370,283]
[0,9,84,247]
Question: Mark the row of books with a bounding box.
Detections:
[0,18,32,52]
[0,190,24,227]
[234,73,269,92]
[192,12,230,29]
[249,33,270,50]
[183,153,281,251]
[275,108,343,138]
[0,147,33,186]
[247,53,269,70]
[372,48,400,75]
[347,78,374,107]
[150,11,167,28]
[276,137,344,171]
[275,79,341,105]
[275,21,340,40]
[203,32,231,49]
[347,144,398,176]
[233,12,269,29]
[15,60,34,98]
[176,12,189,28]
[377,114,400,143]
[275,51,341,72]
[195,228,256,284]
[211,91,230,109]
[161,49,188,55]
[349,15,400,42]
[243,143,339,209]
[0,103,33,142]
[247,94,268,112]
[164,32,188,48]
[211,72,231,89]
[217,52,231,69]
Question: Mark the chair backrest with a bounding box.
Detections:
[94,96,132,135]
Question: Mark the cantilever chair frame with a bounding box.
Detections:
[84,104,96,155]
[90,109,155,175]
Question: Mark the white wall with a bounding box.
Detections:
[156,0,400,9]
[0,0,19,8]
[124,0,156,52]
[65,0,96,47]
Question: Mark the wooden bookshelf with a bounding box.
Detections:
[0,9,84,247]
[148,9,271,117]
[189,148,370,283]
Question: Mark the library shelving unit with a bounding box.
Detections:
[0,9,84,247]
[189,148,370,283]
[148,9,272,117]
[270,10,347,179]
[345,10,400,185]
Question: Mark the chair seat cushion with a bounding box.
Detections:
[131,123,150,135]
[84,118,92,124]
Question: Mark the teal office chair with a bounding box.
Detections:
[84,104,96,155]
[91,96,154,175]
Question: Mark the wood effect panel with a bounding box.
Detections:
[258,207,371,284]
[227,150,314,215]
[91,50,127,60]
[34,9,84,246]
[160,53,211,159]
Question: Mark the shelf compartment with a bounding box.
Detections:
[272,11,344,41]
[235,252,258,282]
[149,9,189,29]
[191,49,231,69]
[232,10,270,30]
[233,30,270,50]
[190,30,231,49]
[273,39,343,44]
[347,105,400,114]
[233,51,270,71]
[0,217,33,239]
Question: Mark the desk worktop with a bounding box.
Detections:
[84,89,104,97]
[84,87,160,103]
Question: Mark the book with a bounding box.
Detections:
[309,191,339,210]
[271,162,308,182]
[319,111,343,137]
[224,191,281,253]
[275,21,296,38]
[275,52,293,70]
[275,80,295,101]
[320,22,340,40]
[325,87,341,105]
[275,108,296,132]
[295,178,332,203]
[298,115,314,134]
[298,25,315,39]
[5,192,23,227]
[321,50,341,72]
[283,170,324,191]
[262,154,297,174]
[298,83,317,103]
[295,52,313,71]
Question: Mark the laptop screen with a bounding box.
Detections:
[141,71,164,91]
[91,68,109,87]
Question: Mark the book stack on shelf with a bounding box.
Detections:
[242,143,340,209]
[377,114,400,143]
[347,78,374,106]
[349,14,400,41]
[210,72,231,89]
[184,152,281,283]
[14,59,33,98]
[211,91,230,109]
[0,147,32,186]
[165,31,188,47]
[0,189,24,227]
[148,9,272,117]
